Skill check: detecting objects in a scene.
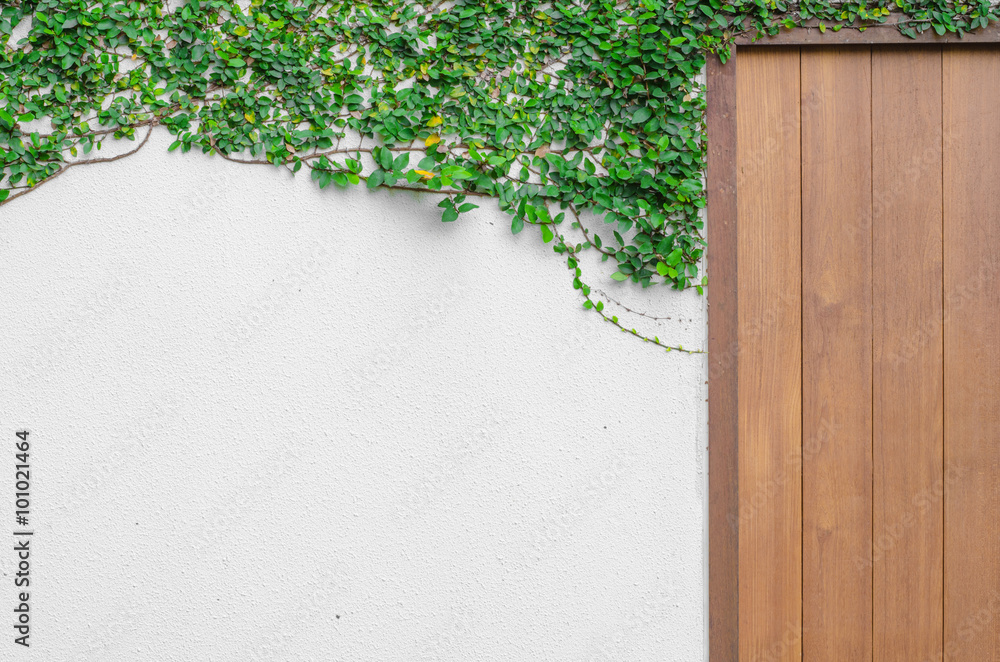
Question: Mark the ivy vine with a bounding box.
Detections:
[2,1,995,353]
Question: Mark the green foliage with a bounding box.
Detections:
[2,0,995,353]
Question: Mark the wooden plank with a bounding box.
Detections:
[737,14,1000,46]
[943,46,1000,661]
[801,47,873,662]
[736,47,802,662]
[871,46,944,662]
[707,50,740,662]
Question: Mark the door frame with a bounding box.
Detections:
[706,19,1000,661]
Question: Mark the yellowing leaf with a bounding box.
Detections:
[427,116,443,128]
[415,169,435,179]
[425,134,440,147]
[244,112,255,123]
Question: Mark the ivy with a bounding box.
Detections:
[2,1,995,354]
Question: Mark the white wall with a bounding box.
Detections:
[0,129,708,661]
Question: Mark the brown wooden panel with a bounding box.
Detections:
[872,46,944,662]
[736,47,802,662]
[943,46,1000,661]
[801,47,873,661]
[707,50,739,662]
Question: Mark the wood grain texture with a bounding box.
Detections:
[872,46,944,662]
[736,47,802,662]
[800,47,873,662]
[707,50,740,662]
[943,46,1000,661]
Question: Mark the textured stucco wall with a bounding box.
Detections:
[0,129,708,661]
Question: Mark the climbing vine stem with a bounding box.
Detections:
[1,1,995,352]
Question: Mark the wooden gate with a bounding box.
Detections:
[709,43,1000,661]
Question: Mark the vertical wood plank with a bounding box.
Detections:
[872,46,944,662]
[801,47,873,662]
[943,46,1000,661]
[707,50,740,662]
[737,47,802,662]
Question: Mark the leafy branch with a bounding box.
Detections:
[3,0,994,353]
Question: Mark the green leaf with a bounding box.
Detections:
[632,107,652,124]
[366,169,385,188]
[610,272,629,282]
[379,148,393,170]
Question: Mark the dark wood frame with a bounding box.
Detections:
[706,18,1000,661]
